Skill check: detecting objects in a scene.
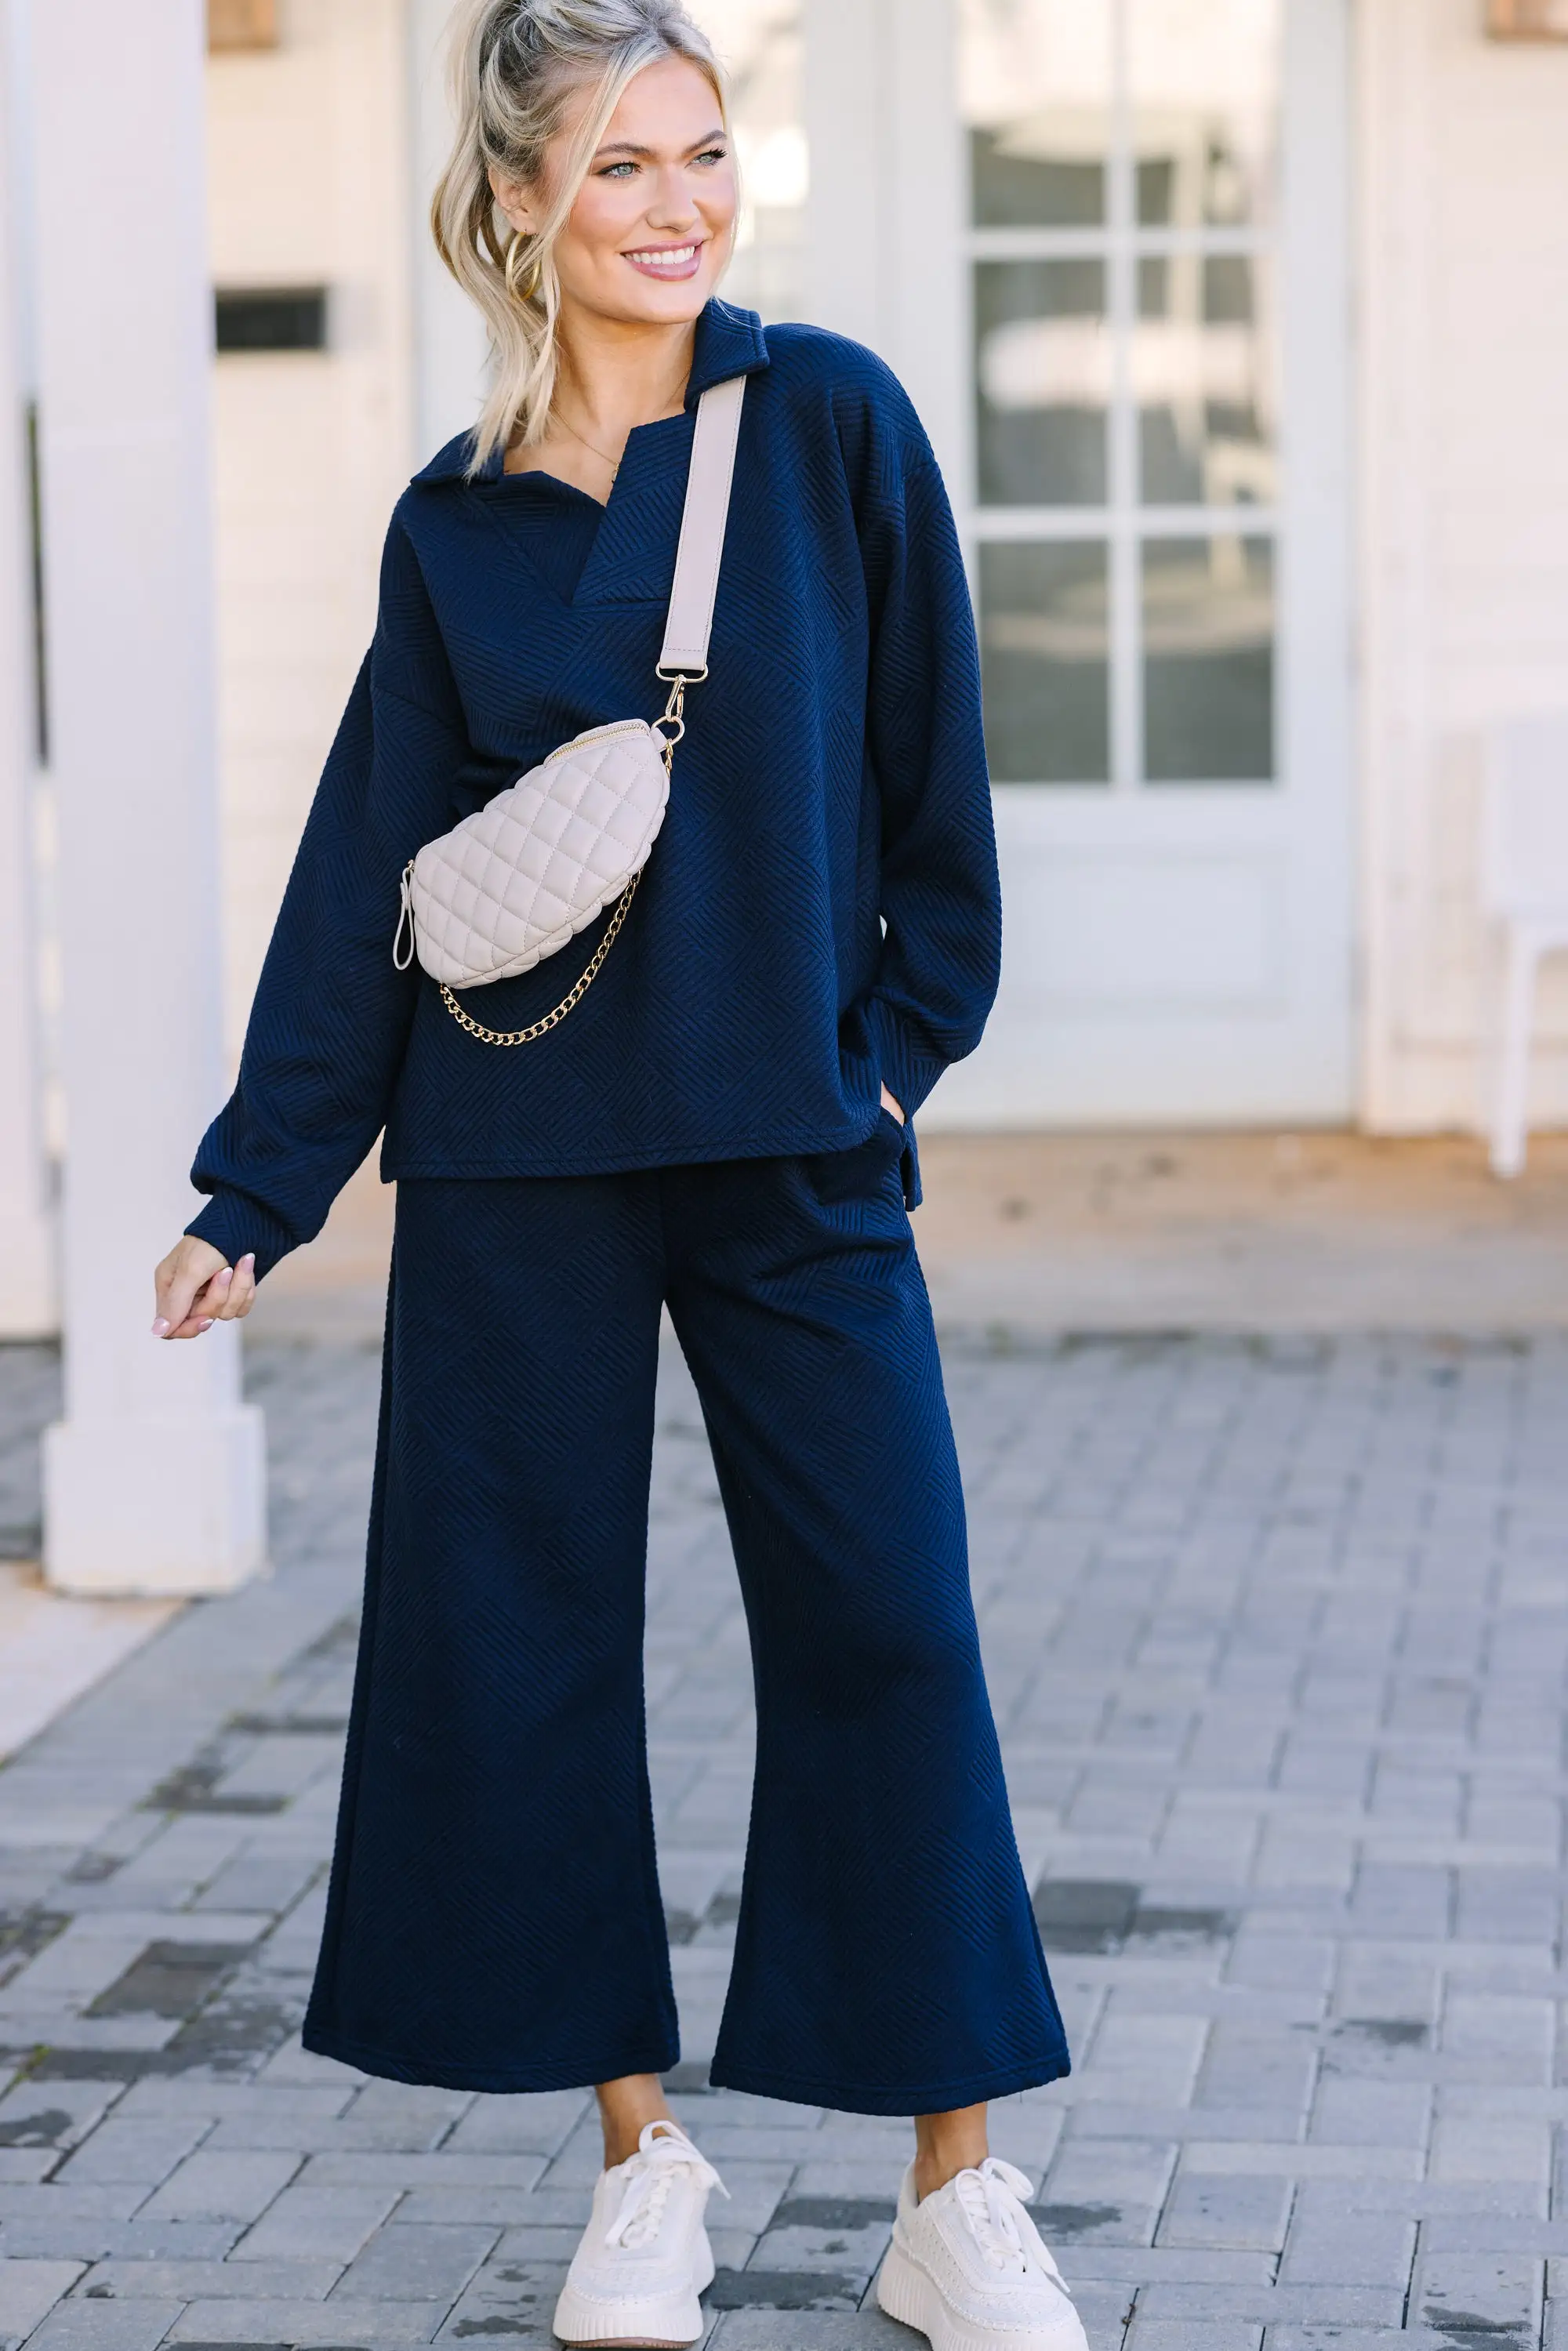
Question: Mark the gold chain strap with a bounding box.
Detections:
[437,678,688,1048]
[438,867,642,1047]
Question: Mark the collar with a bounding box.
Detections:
[684,297,770,402]
[410,299,769,488]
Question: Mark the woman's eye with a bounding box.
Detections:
[695,147,728,167]
[598,161,638,180]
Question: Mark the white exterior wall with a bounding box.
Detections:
[207,0,415,1062]
[1358,0,1568,1131]
[802,0,964,482]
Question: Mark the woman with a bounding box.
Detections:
[153,5,1083,2346]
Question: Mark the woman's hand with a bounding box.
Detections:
[152,1239,257,1340]
[880,1084,905,1125]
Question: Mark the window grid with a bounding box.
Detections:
[973,506,1281,540]
[970,229,1272,259]
[965,0,1281,792]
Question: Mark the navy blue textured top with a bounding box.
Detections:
[188,302,1001,1278]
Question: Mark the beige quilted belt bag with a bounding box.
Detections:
[391,372,747,1046]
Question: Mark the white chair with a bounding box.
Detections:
[1482,713,1568,1177]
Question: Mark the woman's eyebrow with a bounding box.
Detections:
[593,128,728,161]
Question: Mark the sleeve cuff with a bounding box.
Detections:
[865,994,949,1122]
[185,1189,299,1284]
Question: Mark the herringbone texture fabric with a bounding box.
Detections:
[301,1133,1069,2113]
[187,303,1000,1280]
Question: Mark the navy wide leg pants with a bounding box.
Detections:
[302,1117,1069,2113]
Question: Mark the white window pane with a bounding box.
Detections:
[981,542,1111,785]
[688,0,805,320]
[976,260,1109,506]
[960,0,1112,227]
[1142,535,1275,782]
[1136,253,1279,506]
[1129,0,1281,227]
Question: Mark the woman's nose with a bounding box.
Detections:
[644,169,700,230]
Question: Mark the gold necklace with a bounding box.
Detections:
[554,413,622,481]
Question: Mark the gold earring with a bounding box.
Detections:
[505,229,542,302]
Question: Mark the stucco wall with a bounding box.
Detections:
[1359,0,1568,1130]
[207,0,413,1064]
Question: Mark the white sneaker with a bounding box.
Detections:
[553,2118,727,2348]
[876,2157,1089,2351]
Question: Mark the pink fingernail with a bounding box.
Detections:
[151,1319,170,1337]
[240,1254,256,1270]
[197,1318,214,1330]
[216,1266,233,1286]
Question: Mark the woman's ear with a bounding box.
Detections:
[487,162,536,236]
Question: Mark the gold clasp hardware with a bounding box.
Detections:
[652,672,691,771]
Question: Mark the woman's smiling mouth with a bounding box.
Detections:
[623,241,705,281]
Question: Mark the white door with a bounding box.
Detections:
[924,0,1354,1126]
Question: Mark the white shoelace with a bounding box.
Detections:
[604,2121,728,2251]
[950,2157,1042,2275]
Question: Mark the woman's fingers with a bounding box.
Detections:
[153,1238,232,1339]
[213,1254,257,1321]
[166,1308,217,1340]
[172,1250,256,1335]
[154,1254,207,1337]
[194,1264,234,1319]
[168,1265,224,1340]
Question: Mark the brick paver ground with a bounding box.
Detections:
[0,1326,1564,2349]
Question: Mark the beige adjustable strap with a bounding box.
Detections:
[658,373,747,678]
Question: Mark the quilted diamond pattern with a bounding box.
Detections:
[410,718,669,986]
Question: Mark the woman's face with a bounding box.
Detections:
[493,55,737,330]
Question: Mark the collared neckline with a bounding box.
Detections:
[410,299,769,488]
[682,296,770,402]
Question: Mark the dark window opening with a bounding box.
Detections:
[214,288,328,354]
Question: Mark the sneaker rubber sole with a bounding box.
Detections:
[875,2237,1088,2351]
[552,2233,715,2347]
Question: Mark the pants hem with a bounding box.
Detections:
[301,2021,681,2095]
[705,2048,1072,2117]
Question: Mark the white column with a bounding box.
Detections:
[408,0,491,459]
[0,0,54,1339]
[32,0,266,1594]
[802,0,967,481]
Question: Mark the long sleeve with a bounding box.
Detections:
[187,511,471,1277]
[840,371,1002,1119]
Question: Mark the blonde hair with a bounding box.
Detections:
[433,0,731,476]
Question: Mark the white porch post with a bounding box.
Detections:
[32,0,266,1593]
[0,0,53,1340]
